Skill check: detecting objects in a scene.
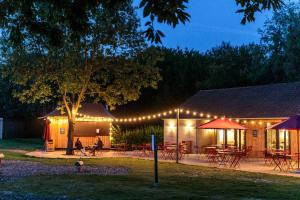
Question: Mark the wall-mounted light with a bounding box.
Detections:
[168,122,176,133]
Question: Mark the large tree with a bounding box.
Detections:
[259,1,300,82]
[1,1,160,154]
[0,0,283,46]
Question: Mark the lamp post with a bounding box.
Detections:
[176,108,180,164]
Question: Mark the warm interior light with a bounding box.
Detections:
[168,121,176,132]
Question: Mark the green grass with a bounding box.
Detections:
[0,138,43,151]
[1,140,300,199]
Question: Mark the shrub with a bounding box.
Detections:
[111,125,163,146]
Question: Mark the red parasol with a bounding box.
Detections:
[198,118,246,150]
[198,118,246,130]
[43,119,51,141]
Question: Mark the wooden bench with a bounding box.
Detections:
[0,153,4,165]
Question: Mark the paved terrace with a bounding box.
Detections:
[25,150,300,178]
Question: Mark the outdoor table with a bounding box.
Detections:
[165,145,177,160]
[138,144,152,157]
[217,149,232,167]
[271,152,292,172]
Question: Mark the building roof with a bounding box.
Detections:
[46,103,114,118]
[181,82,300,119]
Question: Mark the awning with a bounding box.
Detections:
[198,118,246,130]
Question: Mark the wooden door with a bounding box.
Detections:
[55,121,68,148]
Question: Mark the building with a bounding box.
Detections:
[45,103,113,150]
[163,82,300,157]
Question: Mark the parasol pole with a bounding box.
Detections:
[176,108,180,164]
[297,129,300,170]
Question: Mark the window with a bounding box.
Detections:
[266,129,290,151]
[216,129,245,149]
[227,129,235,146]
[217,129,224,146]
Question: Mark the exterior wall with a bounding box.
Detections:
[164,119,197,153]
[48,117,111,149]
[244,119,281,157]
[290,130,300,155]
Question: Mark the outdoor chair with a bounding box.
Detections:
[205,148,218,165]
[242,146,252,160]
[229,151,244,168]
[264,150,273,166]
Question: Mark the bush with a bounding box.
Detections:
[111,125,163,146]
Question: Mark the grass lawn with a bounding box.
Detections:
[1,139,300,199]
[0,138,43,151]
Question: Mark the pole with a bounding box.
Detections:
[297,129,300,170]
[152,133,159,186]
[176,108,180,164]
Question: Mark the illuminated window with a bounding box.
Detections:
[217,129,224,145]
[266,129,290,150]
[227,129,235,145]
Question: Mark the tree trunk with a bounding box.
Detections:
[66,117,75,155]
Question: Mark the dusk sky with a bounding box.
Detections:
[136,0,273,52]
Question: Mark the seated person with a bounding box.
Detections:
[90,137,103,156]
[75,138,87,156]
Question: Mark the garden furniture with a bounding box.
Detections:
[229,151,243,168]
[217,149,232,167]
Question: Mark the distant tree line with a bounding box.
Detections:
[114,2,300,115]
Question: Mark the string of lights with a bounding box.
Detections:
[73,108,273,126]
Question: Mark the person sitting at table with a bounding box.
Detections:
[90,137,103,156]
[75,138,87,156]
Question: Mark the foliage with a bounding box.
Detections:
[111,124,163,146]
[115,43,268,114]
[1,1,162,154]
[236,0,283,24]
[259,1,300,82]
[0,0,282,46]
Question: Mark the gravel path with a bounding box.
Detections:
[0,160,129,182]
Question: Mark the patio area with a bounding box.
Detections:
[25,149,300,178]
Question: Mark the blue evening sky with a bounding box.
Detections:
[134,0,283,52]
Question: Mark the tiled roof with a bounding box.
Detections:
[181,82,300,118]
